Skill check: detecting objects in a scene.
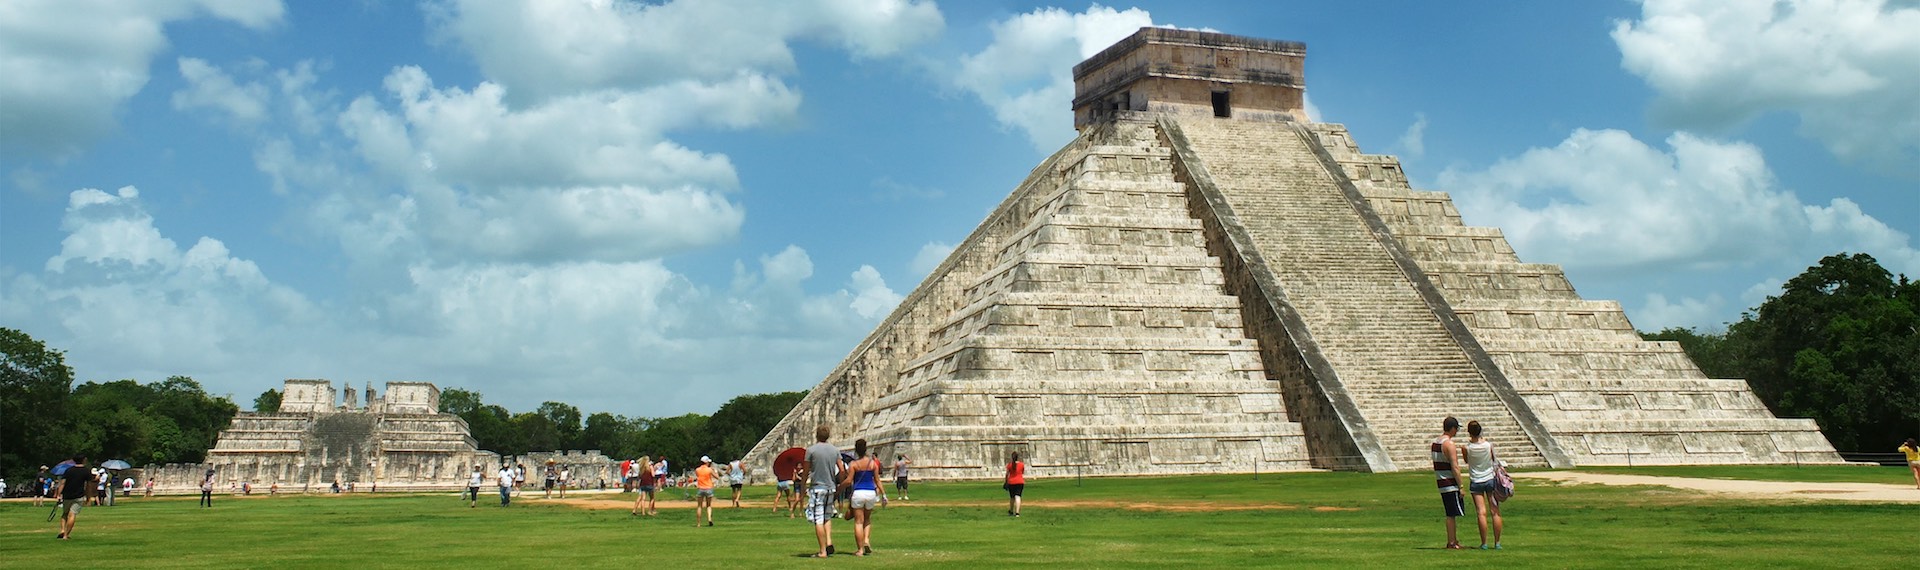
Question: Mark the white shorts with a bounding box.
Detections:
[850,489,879,510]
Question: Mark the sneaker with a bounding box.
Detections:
[1494,543,1503,550]
[1478,544,1489,550]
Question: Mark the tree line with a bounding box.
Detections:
[1,328,239,486]
[1642,253,1919,451]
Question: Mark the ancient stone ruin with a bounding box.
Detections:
[146,379,498,493]
[746,27,1839,478]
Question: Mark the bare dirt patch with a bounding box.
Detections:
[543,496,1356,513]
[1516,471,1920,503]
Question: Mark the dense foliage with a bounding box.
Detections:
[1644,253,1920,450]
[1,327,240,485]
[439,389,805,464]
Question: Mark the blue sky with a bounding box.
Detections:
[2,0,1915,417]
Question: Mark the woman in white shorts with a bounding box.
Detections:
[846,438,888,556]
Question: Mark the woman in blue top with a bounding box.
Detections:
[846,438,888,556]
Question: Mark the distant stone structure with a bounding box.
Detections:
[745,27,1839,478]
[145,379,499,493]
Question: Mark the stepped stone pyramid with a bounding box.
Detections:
[746,28,1838,476]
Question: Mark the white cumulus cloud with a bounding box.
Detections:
[426,0,943,103]
[1614,0,1920,172]
[952,5,1156,151]
[171,57,271,124]
[1439,128,1920,275]
[0,0,284,153]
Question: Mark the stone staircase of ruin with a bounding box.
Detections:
[852,121,1314,479]
[1169,117,1553,470]
[1303,122,1840,466]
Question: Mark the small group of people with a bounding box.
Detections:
[799,424,893,557]
[1432,416,1509,551]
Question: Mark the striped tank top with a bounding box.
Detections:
[1431,436,1460,493]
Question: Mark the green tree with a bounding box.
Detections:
[702,391,807,461]
[536,401,583,449]
[254,389,282,413]
[512,411,561,454]
[439,388,484,416]
[0,328,75,484]
[1721,253,1919,450]
[1641,327,1734,378]
[638,413,708,468]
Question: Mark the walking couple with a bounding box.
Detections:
[1433,416,1510,551]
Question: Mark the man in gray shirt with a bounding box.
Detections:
[802,424,844,558]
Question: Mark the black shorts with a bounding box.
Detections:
[730,483,743,490]
[895,477,908,490]
[544,479,556,490]
[1006,483,1024,497]
[1440,490,1466,517]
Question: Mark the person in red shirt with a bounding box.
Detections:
[1004,451,1026,517]
[693,456,717,527]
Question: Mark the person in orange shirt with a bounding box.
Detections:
[694,456,717,527]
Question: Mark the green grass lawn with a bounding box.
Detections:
[2,468,1910,568]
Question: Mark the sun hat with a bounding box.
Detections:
[700,455,712,464]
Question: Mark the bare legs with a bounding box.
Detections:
[1909,463,1919,489]
[1471,492,1503,548]
[695,493,712,526]
[853,508,873,556]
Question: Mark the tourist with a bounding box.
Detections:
[122,477,134,495]
[467,465,484,508]
[1004,451,1025,517]
[1432,416,1465,550]
[804,424,845,558]
[558,466,571,498]
[145,478,155,498]
[53,455,92,540]
[774,460,798,518]
[632,456,657,516]
[846,439,888,556]
[513,463,526,497]
[620,458,634,492]
[1901,438,1920,489]
[35,466,51,507]
[270,482,278,496]
[200,468,217,508]
[1,477,8,499]
[653,457,669,493]
[727,459,747,508]
[1462,420,1504,550]
[693,456,717,527]
[497,464,514,507]
[93,468,107,506]
[543,461,558,499]
[893,455,911,501]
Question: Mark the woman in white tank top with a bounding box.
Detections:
[1462,420,1503,550]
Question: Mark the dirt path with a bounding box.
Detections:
[1516,471,1920,503]
[544,497,1354,513]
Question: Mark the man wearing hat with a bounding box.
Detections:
[693,456,717,527]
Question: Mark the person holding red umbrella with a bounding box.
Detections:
[772,447,805,518]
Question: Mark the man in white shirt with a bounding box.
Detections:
[496,464,515,507]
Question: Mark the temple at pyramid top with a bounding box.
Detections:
[1072,28,1308,129]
